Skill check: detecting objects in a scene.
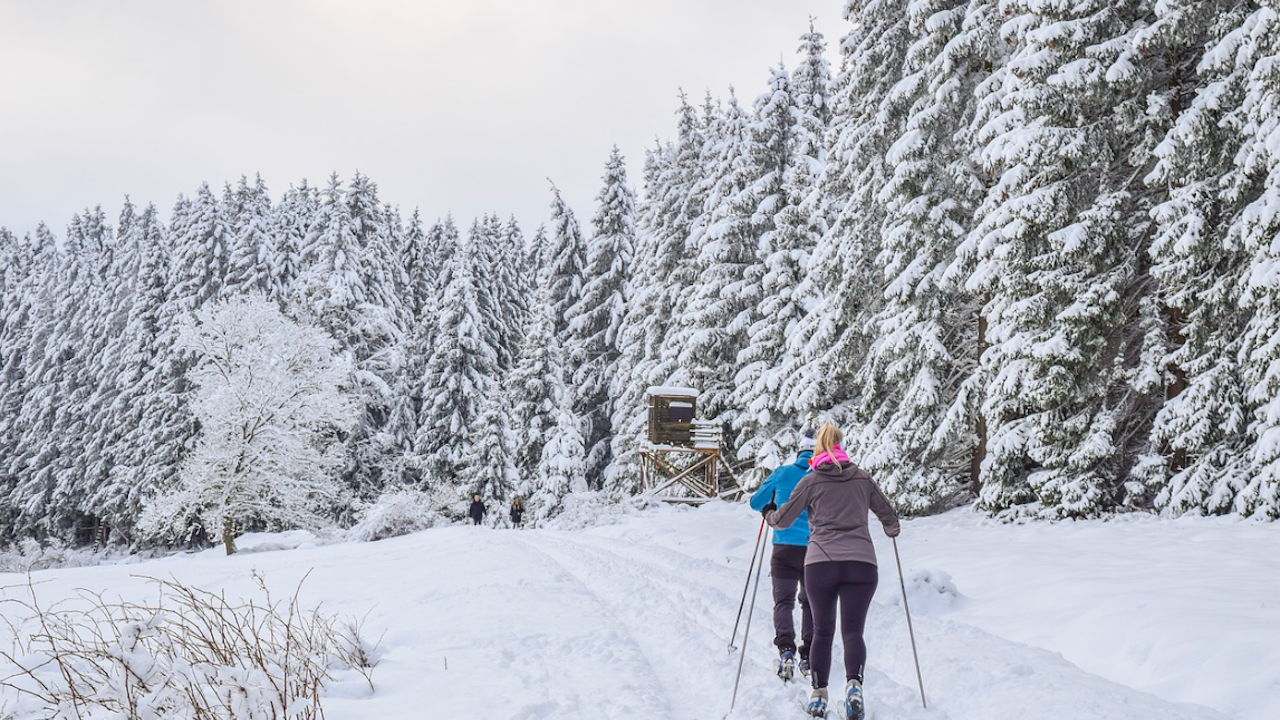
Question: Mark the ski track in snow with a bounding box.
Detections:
[0,504,1247,720]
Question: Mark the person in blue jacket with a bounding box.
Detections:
[749,429,815,681]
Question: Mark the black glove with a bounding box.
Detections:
[761,502,777,518]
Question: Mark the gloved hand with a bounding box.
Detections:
[885,524,900,538]
[761,502,777,518]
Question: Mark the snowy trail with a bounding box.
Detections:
[0,502,1250,720]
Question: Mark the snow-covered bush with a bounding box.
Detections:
[539,491,663,531]
[348,488,449,542]
[0,538,141,573]
[0,573,378,719]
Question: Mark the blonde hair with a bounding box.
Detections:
[814,422,843,458]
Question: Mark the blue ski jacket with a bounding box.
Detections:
[749,451,813,547]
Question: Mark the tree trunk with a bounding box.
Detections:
[970,309,989,496]
[222,516,237,555]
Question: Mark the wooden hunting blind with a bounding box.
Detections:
[647,388,697,446]
[640,386,746,504]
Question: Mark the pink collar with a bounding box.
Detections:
[811,444,850,468]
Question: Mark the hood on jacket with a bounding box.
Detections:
[793,450,814,470]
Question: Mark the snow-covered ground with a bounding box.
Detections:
[1,500,1275,720]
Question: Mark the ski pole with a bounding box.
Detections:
[728,527,770,715]
[892,536,927,709]
[728,514,767,651]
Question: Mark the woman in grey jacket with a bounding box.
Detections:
[763,423,900,720]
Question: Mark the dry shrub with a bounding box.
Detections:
[0,571,379,720]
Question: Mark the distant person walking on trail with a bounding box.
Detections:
[469,495,486,525]
[762,422,900,720]
[750,429,816,682]
[510,497,524,528]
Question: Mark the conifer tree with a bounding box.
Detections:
[534,386,588,523]
[853,0,993,510]
[736,29,834,465]
[1142,0,1259,516]
[271,180,317,299]
[958,0,1167,517]
[509,284,571,480]
[671,84,760,425]
[457,388,520,519]
[95,204,174,539]
[1222,4,1280,518]
[168,184,229,317]
[546,184,587,339]
[223,175,279,300]
[780,0,911,426]
[570,147,635,486]
[414,252,497,485]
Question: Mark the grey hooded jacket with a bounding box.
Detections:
[766,460,900,567]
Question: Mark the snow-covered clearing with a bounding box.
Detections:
[1,501,1274,720]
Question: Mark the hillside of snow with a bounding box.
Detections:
[1,500,1275,720]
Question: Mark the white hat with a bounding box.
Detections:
[800,429,816,451]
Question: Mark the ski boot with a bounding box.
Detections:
[777,649,796,681]
[844,678,864,720]
[806,687,829,718]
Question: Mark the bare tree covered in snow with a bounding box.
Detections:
[138,294,356,554]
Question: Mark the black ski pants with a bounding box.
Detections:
[770,544,813,656]
[805,560,878,689]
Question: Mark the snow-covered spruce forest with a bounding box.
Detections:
[2,0,1280,550]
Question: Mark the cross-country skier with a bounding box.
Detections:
[762,422,900,720]
[750,429,816,682]
[469,494,486,525]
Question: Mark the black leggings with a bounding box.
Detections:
[804,560,878,688]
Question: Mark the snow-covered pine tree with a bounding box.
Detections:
[533,382,588,524]
[468,214,522,372]
[1224,4,1280,519]
[497,215,533,359]
[671,82,762,428]
[569,147,635,487]
[508,282,572,483]
[958,0,1168,517]
[780,0,912,427]
[383,209,439,483]
[526,223,549,287]
[853,0,995,512]
[270,180,318,299]
[736,26,834,467]
[94,203,174,542]
[402,210,433,318]
[343,173,408,495]
[546,184,588,341]
[8,210,112,539]
[505,215,536,314]
[137,294,355,553]
[168,183,229,318]
[456,387,520,523]
[1141,0,1259,516]
[414,245,497,486]
[223,175,279,300]
[293,174,367,338]
[347,172,409,333]
[0,227,55,540]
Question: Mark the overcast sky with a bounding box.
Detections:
[0,0,842,240]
